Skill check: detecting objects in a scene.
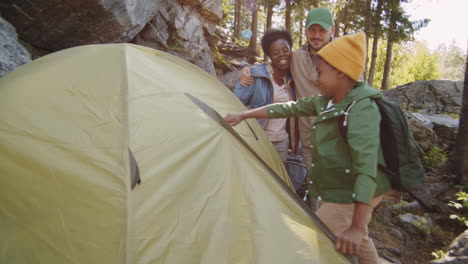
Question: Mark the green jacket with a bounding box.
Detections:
[267,82,391,204]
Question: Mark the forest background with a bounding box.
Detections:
[221,0,467,90]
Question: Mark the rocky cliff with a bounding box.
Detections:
[0,0,222,76]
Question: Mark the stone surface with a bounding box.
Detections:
[432,230,468,264]
[396,213,433,238]
[0,0,160,51]
[132,0,216,75]
[406,112,439,151]
[176,0,203,6]
[219,70,240,90]
[0,17,31,77]
[384,80,463,114]
[419,114,459,145]
[198,0,223,22]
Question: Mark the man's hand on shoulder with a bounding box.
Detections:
[240,67,254,86]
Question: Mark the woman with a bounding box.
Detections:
[233,28,298,162]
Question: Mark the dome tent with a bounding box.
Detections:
[0,44,354,264]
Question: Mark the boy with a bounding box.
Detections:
[224,32,391,264]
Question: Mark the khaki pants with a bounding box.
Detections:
[315,196,383,264]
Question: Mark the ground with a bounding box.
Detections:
[370,167,466,264]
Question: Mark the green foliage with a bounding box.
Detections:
[422,147,447,168]
[212,45,229,70]
[431,249,446,261]
[221,0,233,28]
[448,191,468,227]
[442,112,460,119]
[410,217,431,236]
[437,43,467,80]
[369,40,442,89]
[406,42,441,81]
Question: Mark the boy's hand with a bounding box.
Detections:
[335,201,373,256]
[224,113,244,126]
[240,67,254,86]
[335,227,364,256]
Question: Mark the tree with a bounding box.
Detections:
[285,0,292,32]
[363,0,372,81]
[381,0,428,90]
[381,0,399,91]
[248,0,259,55]
[264,0,277,30]
[234,0,242,39]
[455,54,468,183]
[437,43,466,80]
[367,0,384,86]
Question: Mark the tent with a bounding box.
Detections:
[0,44,354,263]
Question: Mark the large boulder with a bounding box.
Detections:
[219,70,240,90]
[0,17,31,77]
[131,0,217,75]
[432,230,468,264]
[198,0,223,22]
[384,80,463,114]
[0,0,160,51]
[419,114,459,148]
[406,112,439,151]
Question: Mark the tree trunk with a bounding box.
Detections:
[248,0,258,55]
[299,7,304,46]
[234,0,241,39]
[363,0,372,81]
[367,36,379,86]
[334,19,340,38]
[382,0,396,91]
[285,0,291,32]
[266,0,273,30]
[455,54,468,183]
[367,0,383,85]
[381,37,393,90]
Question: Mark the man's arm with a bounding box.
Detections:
[240,67,254,86]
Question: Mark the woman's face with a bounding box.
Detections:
[269,39,291,71]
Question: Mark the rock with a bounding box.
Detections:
[396,213,433,238]
[406,112,439,151]
[419,114,459,146]
[198,0,223,22]
[0,17,31,77]
[215,26,230,40]
[390,227,406,242]
[389,201,422,214]
[203,20,218,36]
[411,113,434,129]
[132,0,216,75]
[0,0,160,51]
[177,0,203,6]
[219,70,240,90]
[432,230,468,264]
[384,80,463,114]
[380,256,402,264]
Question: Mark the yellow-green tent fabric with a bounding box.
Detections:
[0,44,353,263]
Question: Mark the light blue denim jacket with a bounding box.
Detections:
[233,63,296,127]
[233,63,299,153]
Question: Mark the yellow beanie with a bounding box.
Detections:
[317,32,366,82]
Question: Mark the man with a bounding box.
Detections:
[240,8,335,176]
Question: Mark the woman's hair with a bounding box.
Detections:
[261,28,293,57]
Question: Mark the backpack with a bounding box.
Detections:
[338,97,426,192]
